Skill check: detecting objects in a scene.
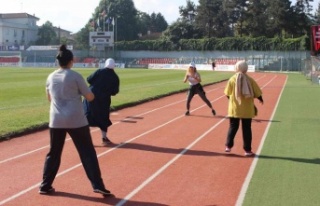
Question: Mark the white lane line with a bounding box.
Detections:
[0,74,272,205]
[0,86,221,165]
[115,118,227,206]
[115,74,279,205]
[0,145,49,164]
[0,162,84,205]
[235,75,287,206]
[0,98,186,165]
[0,92,225,205]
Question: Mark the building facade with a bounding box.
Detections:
[0,13,73,51]
[0,13,39,51]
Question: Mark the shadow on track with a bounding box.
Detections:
[52,191,169,205]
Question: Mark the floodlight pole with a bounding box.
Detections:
[113,17,117,58]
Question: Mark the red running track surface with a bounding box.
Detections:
[0,73,287,206]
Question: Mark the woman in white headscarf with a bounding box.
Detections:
[224,60,263,156]
[83,58,120,146]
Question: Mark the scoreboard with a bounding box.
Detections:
[89,31,114,47]
[311,25,320,56]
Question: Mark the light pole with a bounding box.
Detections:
[112,17,118,58]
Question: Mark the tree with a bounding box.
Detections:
[291,0,314,37]
[74,0,170,49]
[263,0,292,37]
[36,21,58,45]
[196,0,232,38]
[225,0,248,37]
[242,0,268,37]
[74,25,91,50]
[152,13,168,32]
[136,12,152,36]
[179,0,198,22]
[135,12,168,38]
[72,0,316,49]
[196,0,215,38]
[315,2,320,24]
[161,0,201,43]
[89,0,139,41]
[162,21,202,43]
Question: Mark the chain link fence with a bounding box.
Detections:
[1,50,313,75]
[305,56,320,84]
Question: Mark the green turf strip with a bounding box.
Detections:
[243,73,320,206]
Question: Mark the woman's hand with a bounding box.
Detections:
[257,96,264,105]
[84,92,95,102]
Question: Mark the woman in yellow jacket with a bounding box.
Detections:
[224,60,263,156]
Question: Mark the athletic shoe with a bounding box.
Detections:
[225,147,231,152]
[185,111,190,116]
[93,188,112,196]
[102,138,112,146]
[245,151,255,156]
[39,187,55,194]
[212,109,216,116]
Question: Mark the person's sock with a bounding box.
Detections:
[101,131,107,139]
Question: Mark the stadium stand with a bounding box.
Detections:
[215,58,242,65]
[82,58,96,64]
[0,57,20,63]
[137,58,175,64]
[24,56,55,63]
[135,57,244,66]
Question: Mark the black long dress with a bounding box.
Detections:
[83,68,119,131]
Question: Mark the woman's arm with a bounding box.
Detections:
[183,75,188,83]
[87,69,99,84]
[84,92,95,102]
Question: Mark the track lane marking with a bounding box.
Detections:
[0,86,223,164]
[115,118,227,206]
[115,74,281,205]
[0,92,226,205]
[0,74,274,205]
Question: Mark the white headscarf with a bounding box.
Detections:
[235,61,253,104]
[105,58,115,69]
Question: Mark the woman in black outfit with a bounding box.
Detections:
[83,58,120,146]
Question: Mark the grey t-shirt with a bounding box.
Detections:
[46,69,91,128]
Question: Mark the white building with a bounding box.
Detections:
[0,13,39,51]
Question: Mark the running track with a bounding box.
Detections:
[0,73,286,206]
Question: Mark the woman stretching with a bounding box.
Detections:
[183,62,216,116]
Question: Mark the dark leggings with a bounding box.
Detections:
[225,118,252,152]
[186,83,212,110]
[40,126,105,190]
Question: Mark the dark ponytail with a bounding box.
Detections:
[56,44,73,67]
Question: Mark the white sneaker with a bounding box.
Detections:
[245,151,255,156]
[225,147,231,152]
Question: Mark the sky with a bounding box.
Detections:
[0,0,318,34]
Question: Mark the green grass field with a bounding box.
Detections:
[243,74,320,206]
[0,67,231,139]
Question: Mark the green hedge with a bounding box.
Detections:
[116,36,308,51]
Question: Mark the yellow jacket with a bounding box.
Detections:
[224,73,262,118]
